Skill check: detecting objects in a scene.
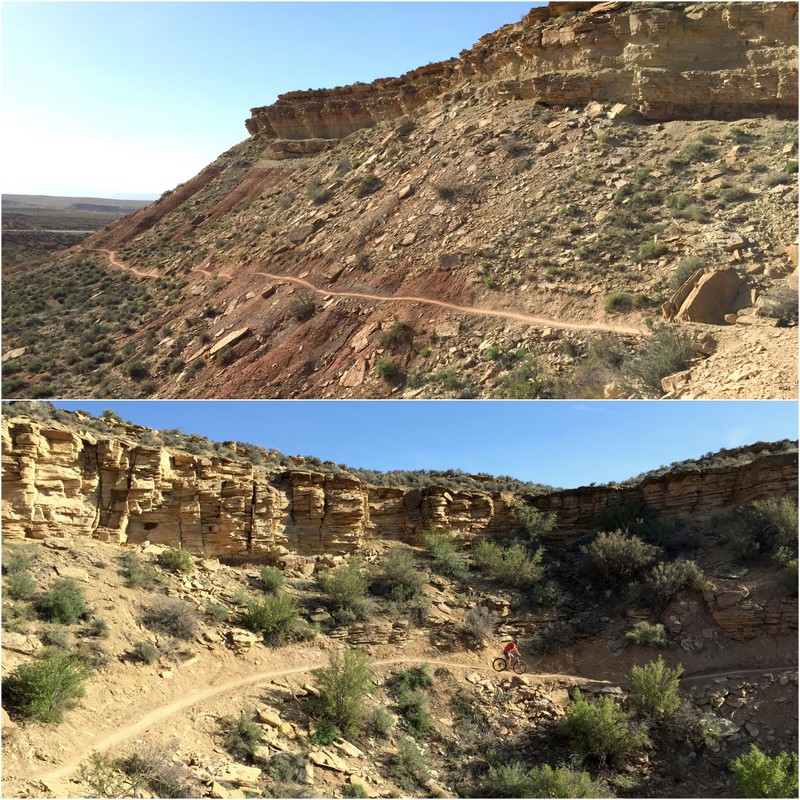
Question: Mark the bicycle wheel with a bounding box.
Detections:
[513,659,528,675]
[492,657,507,672]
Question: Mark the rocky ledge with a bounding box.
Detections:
[2,415,797,558]
[246,1,797,141]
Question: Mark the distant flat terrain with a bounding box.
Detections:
[2,193,154,265]
[3,193,153,214]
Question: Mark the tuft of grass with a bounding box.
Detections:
[626,621,668,648]
[603,292,632,313]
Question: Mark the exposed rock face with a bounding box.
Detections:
[246,2,797,141]
[1,417,514,557]
[527,444,799,538]
[2,416,797,556]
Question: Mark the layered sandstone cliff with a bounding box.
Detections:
[2,414,797,558]
[1,417,515,558]
[246,1,798,140]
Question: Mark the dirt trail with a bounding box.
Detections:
[253,270,647,335]
[86,248,158,279]
[42,657,603,782]
[41,654,795,784]
[90,247,644,336]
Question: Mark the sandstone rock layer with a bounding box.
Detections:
[246,2,797,141]
[2,417,796,558]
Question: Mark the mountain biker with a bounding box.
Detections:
[502,640,520,667]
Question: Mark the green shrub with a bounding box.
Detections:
[132,641,160,664]
[682,141,717,162]
[721,185,755,204]
[4,570,37,600]
[482,762,609,798]
[632,241,668,263]
[240,593,300,644]
[310,646,373,739]
[625,324,695,396]
[119,551,157,588]
[2,651,89,722]
[559,689,650,766]
[342,782,369,798]
[627,657,683,721]
[223,708,262,762]
[365,706,395,738]
[669,256,704,290]
[583,530,660,585]
[156,547,194,574]
[204,601,230,623]
[37,579,86,624]
[260,566,285,593]
[318,559,370,620]
[392,737,431,792]
[472,540,545,589]
[421,528,469,579]
[603,292,632,313]
[731,746,799,798]
[375,356,401,382]
[394,663,433,694]
[512,505,556,541]
[381,322,414,350]
[356,173,382,198]
[40,625,71,650]
[646,559,704,604]
[787,159,798,174]
[2,545,38,575]
[142,597,199,640]
[394,684,432,740]
[495,356,553,399]
[733,498,798,563]
[376,548,427,601]
[626,621,668,647]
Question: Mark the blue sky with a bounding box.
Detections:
[2,2,534,197]
[49,400,798,488]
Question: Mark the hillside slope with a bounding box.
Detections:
[2,1,797,400]
[2,406,797,798]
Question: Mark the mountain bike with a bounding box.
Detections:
[492,655,527,674]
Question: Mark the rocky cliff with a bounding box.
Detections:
[2,414,797,558]
[246,1,798,140]
[1,416,515,558]
[528,443,799,536]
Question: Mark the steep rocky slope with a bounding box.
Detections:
[2,1,797,400]
[2,407,797,557]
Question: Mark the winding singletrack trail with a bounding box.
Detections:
[86,248,158,279]
[40,656,794,783]
[251,270,647,336]
[86,248,645,336]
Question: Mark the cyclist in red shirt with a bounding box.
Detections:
[502,640,520,667]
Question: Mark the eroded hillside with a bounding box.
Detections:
[2,1,797,400]
[2,408,797,799]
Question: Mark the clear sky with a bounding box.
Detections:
[48,400,799,488]
[2,1,535,198]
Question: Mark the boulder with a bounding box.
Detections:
[55,565,90,582]
[676,269,746,325]
[2,631,43,655]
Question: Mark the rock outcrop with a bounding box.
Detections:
[2,414,797,557]
[1,416,514,557]
[246,2,797,141]
[528,444,798,537]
